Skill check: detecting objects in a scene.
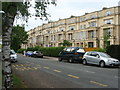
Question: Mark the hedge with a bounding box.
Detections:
[18,46,65,57]
[17,49,26,54]
[38,47,65,57]
[106,45,120,60]
[92,48,106,52]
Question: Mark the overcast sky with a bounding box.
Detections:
[14,0,119,31]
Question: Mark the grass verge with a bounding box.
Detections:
[12,74,27,88]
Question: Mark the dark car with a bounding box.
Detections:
[31,51,43,58]
[25,51,33,57]
[58,47,85,63]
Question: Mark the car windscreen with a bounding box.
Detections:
[99,52,111,58]
[27,51,33,53]
[10,50,16,54]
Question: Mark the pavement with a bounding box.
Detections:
[43,56,58,60]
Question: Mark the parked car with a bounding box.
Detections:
[31,51,43,58]
[10,50,17,62]
[25,51,33,57]
[82,51,120,67]
[58,47,85,63]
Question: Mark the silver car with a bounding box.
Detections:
[82,51,120,67]
[10,50,17,62]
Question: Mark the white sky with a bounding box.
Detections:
[14,0,119,31]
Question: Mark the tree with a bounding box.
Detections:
[59,40,72,47]
[2,1,56,88]
[103,32,110,51]
[11,25,28,51]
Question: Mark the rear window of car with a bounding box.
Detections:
[77,49,85,53]
[65,47,75,52]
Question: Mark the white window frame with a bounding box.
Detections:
[105,11,111,16]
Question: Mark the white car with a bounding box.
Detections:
[10,50,17,62]
[82,51,120,67]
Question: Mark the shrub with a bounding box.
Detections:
[26,47,34,51]
[106,45,120,60]
[17,49,26,53]
[92,48,106,52]
[26,46,65,57]
[39,47,65,57]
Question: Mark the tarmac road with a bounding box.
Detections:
[12,54,119,88]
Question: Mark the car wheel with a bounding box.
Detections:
[34,55,37,58]
[99,61,105,67]
[69,57,74,63]
[58,57,62,61]
[83,59,87,65]
[41,56,43,58]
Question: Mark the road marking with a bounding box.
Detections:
[21,69,24,71]
[90,81,108,87]
[36,66,41,69]
[20,64,24,66]
[53,69,61,72]
[12,65,15,67]
[23,67,29,70]
[15,68,18,70]
[27,67,32,70]
[43,67,49,69]
[67,74,79,79]
[86,70,95,74]
[33,67,38,70]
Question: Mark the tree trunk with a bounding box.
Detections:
[2,13,15,89]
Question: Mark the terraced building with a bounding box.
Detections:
[22,6,120,49]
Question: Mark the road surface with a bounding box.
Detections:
[12,54,119,88]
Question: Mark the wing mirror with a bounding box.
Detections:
[96,54,100,58]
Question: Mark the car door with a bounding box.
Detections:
[90,52,100,64]
[85,52,92,63]
[59,50,66,59]
[64,47,72,60]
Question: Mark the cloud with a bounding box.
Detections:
[14,0,119,31]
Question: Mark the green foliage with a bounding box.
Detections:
[106,45,120,60]
[26,46,65,57]
[2,1,56,22]
[59,40,72,47]
[103,32,110,50]
[17,48,26,53]
[34,0,57,20]
[42,47,65,57]
[11,25,28,51]
[93,48,106,52]
[0,44,1,48]
[12,74,26,88]
[26,47,34,51]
